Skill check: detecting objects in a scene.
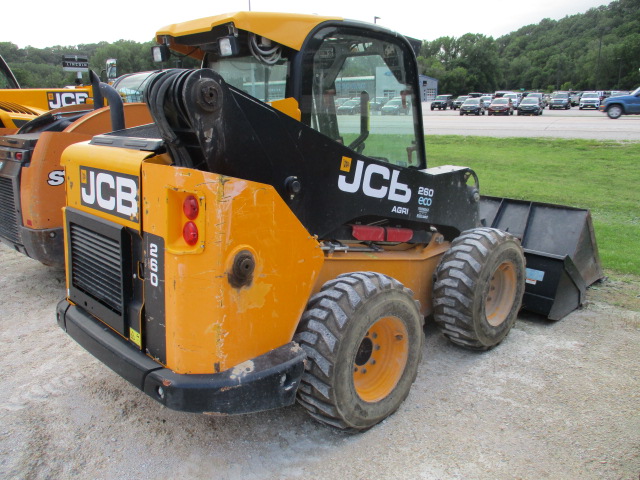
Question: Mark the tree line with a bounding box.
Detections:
[0,39,198,88]
[2,0,638,93]
[419,0,639,94]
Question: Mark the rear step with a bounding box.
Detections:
[480,196,604,320]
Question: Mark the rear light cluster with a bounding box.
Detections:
[182,195,199,245]
[0,149,29,162]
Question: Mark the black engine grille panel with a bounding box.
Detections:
[70,224,122,314]
[0,175,21,245]
[66,208,131,336]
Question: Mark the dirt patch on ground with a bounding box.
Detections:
[1,244,638,479]
[588,274,640,313]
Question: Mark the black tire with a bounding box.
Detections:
[433,228,525,350]
[295,272,423,431]
[607,105,623,119]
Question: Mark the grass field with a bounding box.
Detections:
[424,136,640,277]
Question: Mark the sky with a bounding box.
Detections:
[4,0,610,49]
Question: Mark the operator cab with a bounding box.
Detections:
[156,14,425,169]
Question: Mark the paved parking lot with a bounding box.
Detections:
[422,104,640,141]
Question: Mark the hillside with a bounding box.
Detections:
[419,0,639,94]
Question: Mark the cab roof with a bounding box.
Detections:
[156,11,343,53]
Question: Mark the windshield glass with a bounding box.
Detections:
[205,55,290,103]
[493,99,507,104]
[582,93,598,98]
[112,71,157,102]
[305,30,422,168]
[0,59,19,89]
[522,98,537,104]
[464,98,479,105]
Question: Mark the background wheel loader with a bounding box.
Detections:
[0,71,155,266]
[56,12,601,431]
[0,55,92,134]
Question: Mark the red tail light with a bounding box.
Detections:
[183,221,199,245]
[183,195,199,220]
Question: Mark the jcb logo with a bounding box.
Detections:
[80,167,139,222]
[338,157,411,203]
[47,91,89,109]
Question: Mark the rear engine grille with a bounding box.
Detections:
[70,224,123,314]
[0,176,21,244]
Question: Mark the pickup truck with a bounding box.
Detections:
[600,86,640,119]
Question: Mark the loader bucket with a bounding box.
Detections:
[480,196,604,320]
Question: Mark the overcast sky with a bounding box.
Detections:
[4,0,610,49]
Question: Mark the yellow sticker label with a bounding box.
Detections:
[80,169,87,183]
[340,156,352,172]
[129,328,141,347]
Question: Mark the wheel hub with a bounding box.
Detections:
[353,316,409,403]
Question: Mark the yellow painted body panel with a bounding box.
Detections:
[315,237,450,318]
[62,142,151,229]
[0,87,92,112]
[22,104,152,230]
[142,162,324,374]
[157,11,342,55]
[269,98,301,121]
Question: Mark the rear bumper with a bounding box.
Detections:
[56,300,306,415]
[20,226,64,267]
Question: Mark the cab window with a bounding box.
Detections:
[303,29,423,168]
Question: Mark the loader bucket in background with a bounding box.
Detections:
[480,196,604,320]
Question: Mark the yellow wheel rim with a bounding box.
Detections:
[486,261,517,327]
[353,316,409,403]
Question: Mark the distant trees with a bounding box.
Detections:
[418,0,639,94]
[1,39,198,88]
[418,34,501,94]
[3,0,639,92]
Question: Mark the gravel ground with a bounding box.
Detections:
[1,243,639,480]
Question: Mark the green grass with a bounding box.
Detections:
[425,136,640,276]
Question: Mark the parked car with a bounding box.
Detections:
[430,94,453,110]
[337,98,361,115]
[488,98,514,115]
[369,97,389,111]
[335,97,350,107]
[600,86,640,119]
[527,92,546,108]
[517,97,543,115]
[480,95,494,108]
[610,90,629,97]
[570,91,582,106]
[503,93,520,107]
[579,92,601,110]
[459,97,485,115]
[452,95,469,110]
[381,97,411,115]
[549,92,571,110]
